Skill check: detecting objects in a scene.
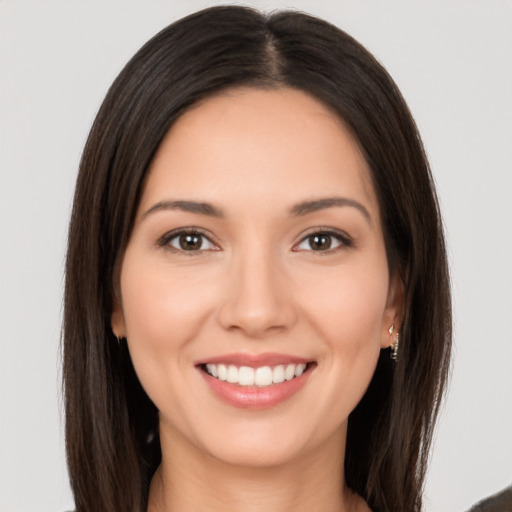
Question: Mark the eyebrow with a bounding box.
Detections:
[142,200,224,219]
[142,196,371,222]
[290,197,371,222]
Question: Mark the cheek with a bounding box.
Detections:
[301,256,388,377]
[300,264,388,418]
[301,260,390,350]
[120,256,218,344]
[118,255,219,400]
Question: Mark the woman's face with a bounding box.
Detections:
[112,87,402,468]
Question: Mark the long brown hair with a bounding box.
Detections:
[63,6,451,512]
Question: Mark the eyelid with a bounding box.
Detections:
[157,226,351,253]
[292,227,352,253]
[157,227,220,252]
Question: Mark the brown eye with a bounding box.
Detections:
[295,231,349,252]
[178,234,203,250]
[308,234,332,250]
[165,231,216,252]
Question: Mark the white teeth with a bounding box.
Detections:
[226,365,238,383]
[284,364,295,381]
[272,365,285,384]
[204,362,309,387]
[295,364,306,377]
[217,364,227,381]
[238,366,255,386]
[206,363,218,377]
[254,366,273,386]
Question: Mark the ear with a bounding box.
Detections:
[111,299,127,339]
[110,257,127,338]
[380,272,405,349]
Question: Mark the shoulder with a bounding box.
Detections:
[466,485,512,512]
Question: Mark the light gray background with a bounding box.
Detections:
[1,1,511,511]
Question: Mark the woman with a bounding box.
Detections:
[63,6,451,512]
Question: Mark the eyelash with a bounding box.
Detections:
[293,228,352,254]
[157,227,352,254]
[157,227,218,254]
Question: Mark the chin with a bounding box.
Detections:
[182,412,346,471]
[204,438,308,469]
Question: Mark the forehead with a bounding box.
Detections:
[140,87,378,217]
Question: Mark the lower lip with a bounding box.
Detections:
[198,366,314,410]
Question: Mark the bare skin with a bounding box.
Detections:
[148,436,367,512]
[112,87,401,512]
[148,420,369,512]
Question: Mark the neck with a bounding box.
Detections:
[147,423,369,512]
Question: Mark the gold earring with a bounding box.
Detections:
[390,332,399,362]
[112,329,123,344]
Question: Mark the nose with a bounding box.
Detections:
[217,248,297,338]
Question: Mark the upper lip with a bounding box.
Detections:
[195,352,314,368]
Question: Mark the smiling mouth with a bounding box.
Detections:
[199,362,316,387]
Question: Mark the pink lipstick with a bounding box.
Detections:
[196,353,316,409]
